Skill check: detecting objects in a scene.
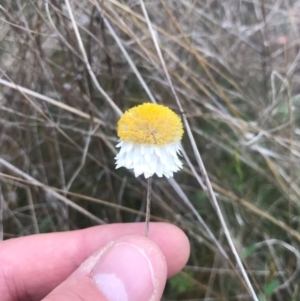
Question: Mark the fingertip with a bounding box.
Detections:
[148,223,190,277]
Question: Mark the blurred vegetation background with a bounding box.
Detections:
[1,0,300,300]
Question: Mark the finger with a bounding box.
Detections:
[43,235,167,301]
[0,222,190,301]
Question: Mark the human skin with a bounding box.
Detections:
[0,222,190,301]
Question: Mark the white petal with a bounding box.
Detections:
[157,147,168,166]
[133,145,141,164]
[149,146,154,154]
[143,146,152,162]
[117,146,126,157]
[115,163,123,169]
[166,144,176,156]
[116,140,123,148]
[114,140,183,178]
[150,153,158,172]
[125,151,133,167]
[124,142,133,153]
[174,156,182,168]
[155,162,163,177]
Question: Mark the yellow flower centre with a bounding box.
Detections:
[117,103,183,146]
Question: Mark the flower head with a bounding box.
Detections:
[115,103,184,178]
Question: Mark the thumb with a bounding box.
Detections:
[43,235,167,301]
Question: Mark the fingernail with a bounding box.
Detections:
[92,240,155,301]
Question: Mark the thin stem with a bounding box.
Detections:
[145,177,152,237]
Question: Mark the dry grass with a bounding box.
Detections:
[1,0,300,300]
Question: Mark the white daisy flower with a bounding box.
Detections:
[115,103,184,178]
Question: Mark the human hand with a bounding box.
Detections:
[0,222,190,301]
